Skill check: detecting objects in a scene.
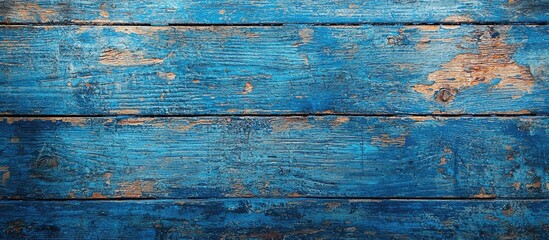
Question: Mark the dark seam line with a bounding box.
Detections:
[0,22,547,27]
[0,113,547,118]
[0,22,152,26]
[2,197,545,202]
[168,23,285,26]
[309,22,548,26]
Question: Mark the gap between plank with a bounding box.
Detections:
[0,113,547,118]
[7,196,545,202]
[0,22,547,27]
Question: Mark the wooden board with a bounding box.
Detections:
[0,25,547,115]
[1,116,547,199]
[0,0,548,24]
[1,199,548,239]
[1,0,547,238]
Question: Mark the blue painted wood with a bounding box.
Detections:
[0,199,547,239]
[1,116,547,199]
[1,1,547,237]
[0,25,547,115]
[1,0,548,24]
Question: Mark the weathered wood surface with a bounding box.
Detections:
[1,25,547,115]
[1,0,548,24]
[1,116,547,199]
[1,199,548,239]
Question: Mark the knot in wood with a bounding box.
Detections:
[436,88,454,103]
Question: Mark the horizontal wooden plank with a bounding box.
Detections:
[1,25,547,115]
[0,199,548,239]
[0,116,547,199]
[1,0,548,24]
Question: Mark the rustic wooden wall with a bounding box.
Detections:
[0,0,548,239]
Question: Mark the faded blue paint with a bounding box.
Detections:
[0,199,548,239]
[0,116,547,199]
[0,25,547,115]
[0,0,548,24]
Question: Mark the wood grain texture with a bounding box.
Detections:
[0,25,547,115]
[1,199,548,239]
[1,116,547,199]
[1,0,547,238]
[0,0,548,24]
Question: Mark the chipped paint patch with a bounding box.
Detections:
[104,173,113,185]
[175,119,215,132]
[113,26,166,36]
[494,110,531,115]
[99,3,109,18]
[271,117,313,132]
[473,187,496,198]
[1,117,87,126]
[439,157,447,165]
[331,116,350,127]
[300,53,310,65]
[526,180,541,190]
[298,28,314,45]
[1,171,10,187]
[8,3,59,22]
[91,192,107,199]
[116,117,166,127]
[288,192,304,197]
[407,116,433,122]
[100,49,164,66]
[226,182,254,197]
[413,27,535,103]
[404,25,440,31]
[116,180,155,198]
[442,25,461,30]
[242,82,253,94]
[442,15,474,23]
[111,109,140,115]
[157,72,176,80]
[371,134,407,147]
